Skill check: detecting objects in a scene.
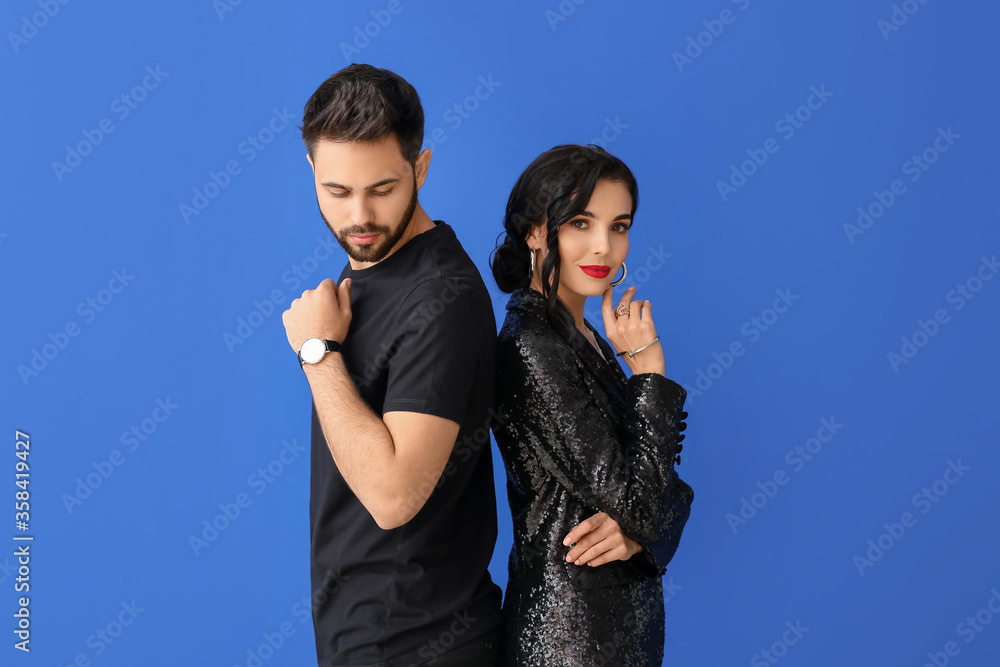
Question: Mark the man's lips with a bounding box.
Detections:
[348,233,380,245]
[580,265,611,278]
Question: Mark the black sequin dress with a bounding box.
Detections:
[491,287,693,667]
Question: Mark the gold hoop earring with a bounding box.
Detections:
[528,248,535,281]
[610,262,627,287]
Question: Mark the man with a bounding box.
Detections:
[281,64,503,666]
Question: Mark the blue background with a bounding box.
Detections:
[3,0,998,665]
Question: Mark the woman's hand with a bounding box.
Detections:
[601,285,665,376]
[562,512,643,567]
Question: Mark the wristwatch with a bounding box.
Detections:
[297,338,341,366]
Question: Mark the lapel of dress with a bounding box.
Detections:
[574,319,628,412]
[509,288,628,411]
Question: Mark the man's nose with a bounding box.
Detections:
[351,196,375,225]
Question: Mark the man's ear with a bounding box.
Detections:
[414,148,431,189]
[306,152,314,172]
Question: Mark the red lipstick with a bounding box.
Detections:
[580,265,611,279]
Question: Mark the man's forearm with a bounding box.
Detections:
[303,354,398,516]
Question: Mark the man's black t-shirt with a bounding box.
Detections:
[309,220,503,667]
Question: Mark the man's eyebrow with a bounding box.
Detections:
[319,178,401,190]
[579,210,633,222]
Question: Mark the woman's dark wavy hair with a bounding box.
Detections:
[490,144,639,343]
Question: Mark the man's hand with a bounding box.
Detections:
[563,511,643,567]
[282,278,353,355]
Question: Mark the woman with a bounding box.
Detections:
[489,144,693,667]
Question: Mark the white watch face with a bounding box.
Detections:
[300,338,326,364]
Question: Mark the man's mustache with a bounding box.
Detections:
[340,223,390,236]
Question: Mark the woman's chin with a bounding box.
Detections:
[554,279,612,300]
[582,282,612,297]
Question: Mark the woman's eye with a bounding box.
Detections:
[570,219,588,229]
[613,223,630,232]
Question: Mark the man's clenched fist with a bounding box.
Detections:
[282,278,353,355]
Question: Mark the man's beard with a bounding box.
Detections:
[319,177,419,263]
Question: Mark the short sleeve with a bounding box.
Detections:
[381,276,488,423]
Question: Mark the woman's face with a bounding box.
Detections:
[531,178,633,299]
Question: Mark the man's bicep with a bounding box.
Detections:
[383,411,461,512]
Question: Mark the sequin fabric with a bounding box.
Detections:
[491,287,693,667]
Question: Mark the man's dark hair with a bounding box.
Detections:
[300,63,424,163]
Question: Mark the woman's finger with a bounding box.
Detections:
[586,545,628,567]
[567,521,620,562]
[565,515,616,561]
[639,300,651,321]
[615,286,636,319]
[562,512,606,547]
[566,532,601,562]
[572,536,618,566]
[562,517,593,547]
[567,522,618,561]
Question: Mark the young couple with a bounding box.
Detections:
[281,64,693,667]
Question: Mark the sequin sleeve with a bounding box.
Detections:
[622,373,694,575]
[496,327,687,545]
